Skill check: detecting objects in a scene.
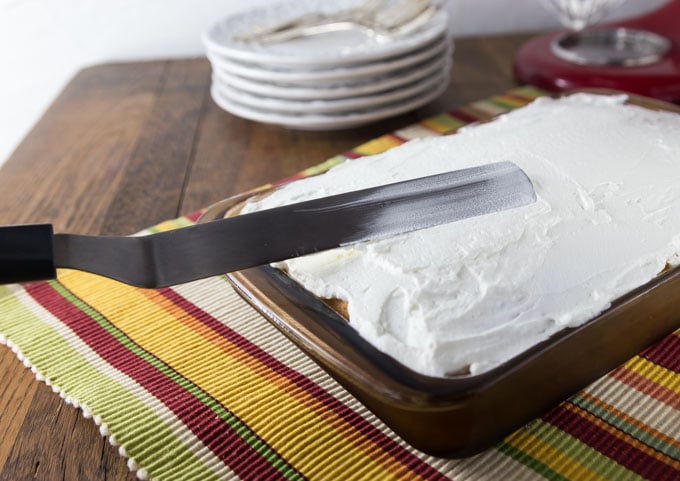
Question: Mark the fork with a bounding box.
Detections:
[234,0,384,41]
[258,1,435,43]
[244,0,434,43]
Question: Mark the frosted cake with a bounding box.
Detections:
[241,94,680,378]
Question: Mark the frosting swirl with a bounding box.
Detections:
[242,94,680,377]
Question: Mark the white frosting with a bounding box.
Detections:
[241,94,680,377]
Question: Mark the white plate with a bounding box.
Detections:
[210,81,448,130]
[208,37,449,85]
[202,0,449,68]
[212,56,451,100]
[212,69,449,114]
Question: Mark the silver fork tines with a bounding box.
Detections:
[234,0,384,41]
[237,0,435,44]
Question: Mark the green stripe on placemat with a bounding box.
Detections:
[2,87,680,481]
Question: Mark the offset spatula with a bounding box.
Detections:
[0,161,535,288]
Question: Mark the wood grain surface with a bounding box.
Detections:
[0,34,530,480]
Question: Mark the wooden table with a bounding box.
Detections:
[0,34,531,480]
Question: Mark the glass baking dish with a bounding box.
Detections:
[198,92,680,457]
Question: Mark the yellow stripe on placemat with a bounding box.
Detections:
[352,134,405,156]
[624,356,680,396]
[420,113,467,134]
[57,271,428,481]
[504,428,623,481]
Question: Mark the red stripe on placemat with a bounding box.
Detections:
[158,287,451,481]
[505,92,540,103]
[609,366,680,410]
[25,281,301,481]
[273,172,308,186]
[447,109,479,124]
[342,150,363,159]
[640,334,680,373]
[544,404,680,480]
[386,132,408,143]
[185,211,204,223]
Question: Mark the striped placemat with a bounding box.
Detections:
[2,86,680,481]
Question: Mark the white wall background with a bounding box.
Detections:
[0,0,666,168]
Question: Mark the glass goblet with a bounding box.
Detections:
[540,0,671,66]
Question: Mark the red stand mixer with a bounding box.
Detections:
[514,0,680,102]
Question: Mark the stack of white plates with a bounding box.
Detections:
[203,0,452,130]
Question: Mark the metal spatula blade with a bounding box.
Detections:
[0,161,535,288]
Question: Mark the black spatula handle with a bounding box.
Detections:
[0,224,56,284]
